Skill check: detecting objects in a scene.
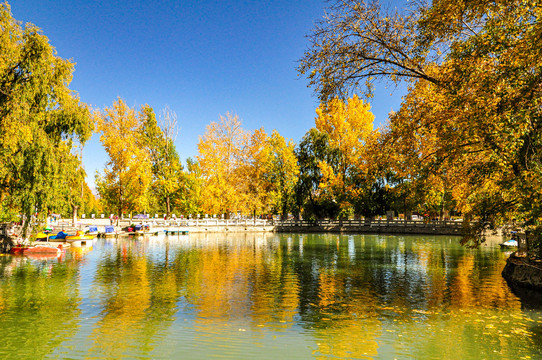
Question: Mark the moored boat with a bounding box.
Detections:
[36,231,56,241]
[499,239,518,248]
[101,225,118,237]
[66,230,95,248]
[500,231,519,248]
[10,243,65,256]
[126,224,160,236]
[66,230,95,241]
[85,225,99,236]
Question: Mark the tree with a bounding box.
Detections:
[96,98,152,218]
[0,2,93,231]
[294,128,340,219]
[241,128,271,216]
[315,95,375,217]
[300,0,542,247]
[142,105,182,218]
[298,0,439,102]
[263,130,300,220]
[176,158,204,216]
[196,113,249,216]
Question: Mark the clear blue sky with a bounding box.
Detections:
[12,0,406,187]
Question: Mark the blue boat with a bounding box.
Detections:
[103,225,117,237]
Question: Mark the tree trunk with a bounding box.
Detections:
[72,205,78,227]
[166,195,171,217]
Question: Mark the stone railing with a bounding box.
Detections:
[274,218,464,235]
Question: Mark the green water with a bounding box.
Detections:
[0,233,540,359]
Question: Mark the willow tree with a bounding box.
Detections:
[96,98,152,218]
[0,2,92,230]
[300,0,542,246]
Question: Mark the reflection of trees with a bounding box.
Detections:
[0,232,536,358]
[0,256,81,359]
[279,234,531,358]
[176,233,300,331]
[84,232,536,358]
[90,240,161,358]
[283,234,382,358]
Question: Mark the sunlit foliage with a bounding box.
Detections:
[315,95,375,218]
[300,0,542,246]
[142,105,183,217]
[0,2,93,230]
[96,98,152,217]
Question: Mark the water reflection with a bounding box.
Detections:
[0,251,82,359]
[0,233,540,359]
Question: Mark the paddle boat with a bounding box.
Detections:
[66,230,95,248]
[499,239,518,248]
[126,224,160,236]
[36,232,53,241]
[10,243,65,256]
[85,225,99,236]
[499,232,519,248]
[35,228,59,241]
[101,225,118,237]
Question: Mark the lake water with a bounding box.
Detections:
[0,233,540,359]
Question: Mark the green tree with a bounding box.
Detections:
[294,128,340,219]
[142,105,182,218]
[263,130,299,220]
[0,2,92,231]
[176,158,204,216]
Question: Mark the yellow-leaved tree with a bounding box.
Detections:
[196,113,248,217]
[315,95,375,217]
[96,98,152,218]
[142,105,182,218]
[263,130,300,219]
[240,128,271,216]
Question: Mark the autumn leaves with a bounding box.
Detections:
[92,95,382,221]
[299,0,542,246]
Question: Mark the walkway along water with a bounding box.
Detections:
[274,218,463,235]
[51,218,464,236]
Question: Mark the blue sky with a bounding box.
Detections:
[12,0,406,187]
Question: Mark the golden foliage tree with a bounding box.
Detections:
[196,113,249,216]
[301,0,542,245]
[142,105,182,217]
[315,95,375,217]
[241,128,270,215]
[96,98,152,218]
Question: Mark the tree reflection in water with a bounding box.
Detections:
[0,233,539,359]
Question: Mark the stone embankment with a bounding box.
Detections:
[502,254,542,291]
